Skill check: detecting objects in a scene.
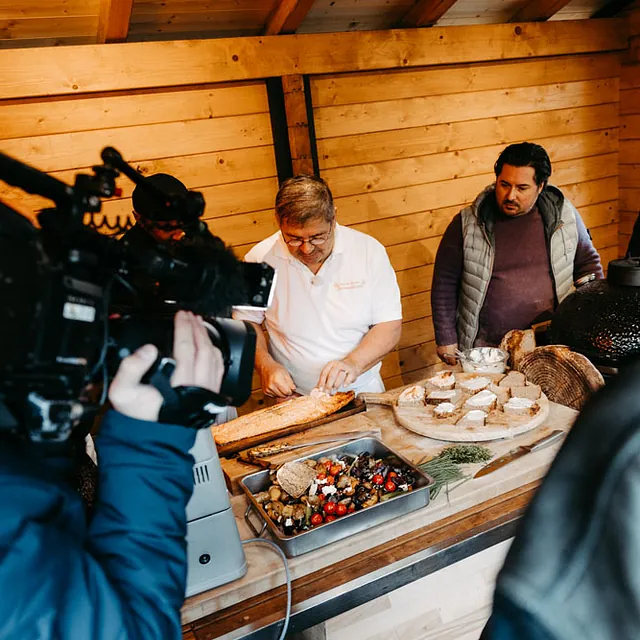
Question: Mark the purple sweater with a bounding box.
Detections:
[431,192,604,347]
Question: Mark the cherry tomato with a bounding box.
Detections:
[323,460,333,471]
[388,471,398,480]
[318,494,326,502]
[325,515,337,523]
[347,504,356,513]
[326,475,335,485]
[310,513,323,526]
[330,464,342,477]
[372,474,384,485]
[323,502,337,515]
[316,472,326,480]
[385,480,397,493]
[336,503,348,516]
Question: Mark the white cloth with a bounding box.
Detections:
[233,224,402,395]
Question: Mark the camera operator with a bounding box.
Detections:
[122,173,197,247]
[0,310,223,639]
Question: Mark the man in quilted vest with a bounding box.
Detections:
[431,142,603,365]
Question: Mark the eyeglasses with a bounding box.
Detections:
[137,214,182,232]
[282,226,333,247]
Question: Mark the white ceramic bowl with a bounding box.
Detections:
[461,347,508,374]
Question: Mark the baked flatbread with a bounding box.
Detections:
[213,390,355,447]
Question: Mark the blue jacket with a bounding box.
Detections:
[0,410,196,639]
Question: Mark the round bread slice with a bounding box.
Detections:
[457,409,487,427]
[503,397,538,417]
[457,376,491,394]
[426,370,456,391]
[464,389,497,411]
[276,461,318,499]
[397,384,426,406]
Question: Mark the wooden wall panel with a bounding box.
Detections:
[0,0,100,48]
[0,82,277,229]
[311,52,621,388]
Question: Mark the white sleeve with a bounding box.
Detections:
[370,243,402,325]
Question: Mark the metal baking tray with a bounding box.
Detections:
[240,437,434,557]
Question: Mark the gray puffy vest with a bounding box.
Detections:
[457,184,578,350]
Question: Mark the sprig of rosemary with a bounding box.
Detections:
[418,444,492,500]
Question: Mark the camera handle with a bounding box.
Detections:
[145,357,229,429]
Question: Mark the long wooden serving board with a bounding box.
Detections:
[213,392,364,456]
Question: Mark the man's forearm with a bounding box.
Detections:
[344,320,402,375]
[250,321,277,375]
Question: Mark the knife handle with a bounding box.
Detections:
[528,429,565,452]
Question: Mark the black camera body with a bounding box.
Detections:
[0,148,273,444]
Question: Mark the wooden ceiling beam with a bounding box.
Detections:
[0,20,627,100]
[401,0,460,27]
[264,0,316,36]
[97,0,134,43]
[591,0,639,18]
[509,0,574,23]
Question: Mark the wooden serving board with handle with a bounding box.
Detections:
[364,373,551,443]
[215,395,366,457]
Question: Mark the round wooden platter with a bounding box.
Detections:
[392,373,550,442]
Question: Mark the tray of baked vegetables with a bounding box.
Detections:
[241,437,435,557]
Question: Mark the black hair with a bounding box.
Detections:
[494,142,552,187]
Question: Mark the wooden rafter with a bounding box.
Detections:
[509,0,573,23]
[97,0,134,43]
[401,0,460,27]
[592,0,640,18]
[264,0,316,36]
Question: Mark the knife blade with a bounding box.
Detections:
[474,430,566,478]
[241,430,381,460]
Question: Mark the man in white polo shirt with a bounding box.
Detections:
[233,175,402,398]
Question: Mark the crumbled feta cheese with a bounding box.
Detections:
[309,483,317,496]
[322,485,338,496]
[285,518,293,527]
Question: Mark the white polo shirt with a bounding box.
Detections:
[233,224,402,395]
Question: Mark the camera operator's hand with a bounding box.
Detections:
[109,310,224,421]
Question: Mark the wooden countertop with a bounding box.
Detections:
[182,398,578,638]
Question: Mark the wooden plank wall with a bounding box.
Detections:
[0,81,278,233]
[0,0,101,48]
[310,53,621,389]
[0,26,627,412]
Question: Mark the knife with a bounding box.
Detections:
[474,430,566,478]
[239,429,381,461]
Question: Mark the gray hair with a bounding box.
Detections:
[275,175,335,225]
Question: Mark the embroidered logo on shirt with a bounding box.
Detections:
[334,280,365,290]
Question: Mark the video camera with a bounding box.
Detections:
[0,147,275,445]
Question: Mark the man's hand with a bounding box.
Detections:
[109,310,224,421]
[437,343,459,366]
[259,360,297,398]
[317,358,360,393]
